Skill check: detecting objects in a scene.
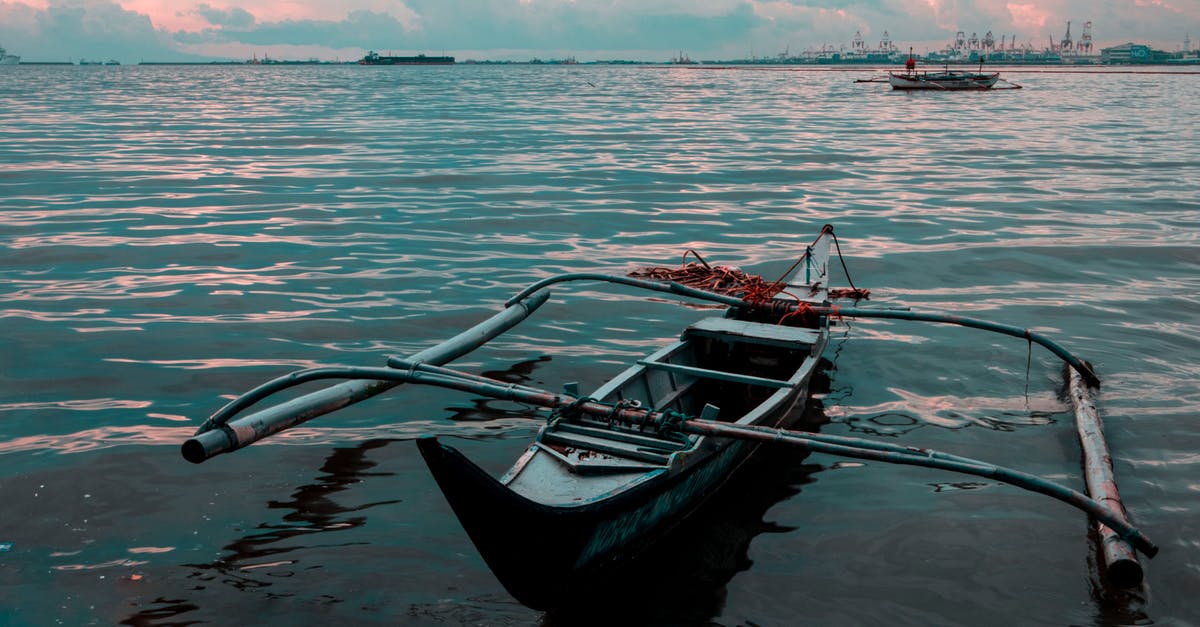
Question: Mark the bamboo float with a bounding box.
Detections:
[1068,364,1144,588]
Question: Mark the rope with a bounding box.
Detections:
[1025,338,1033,400]
[627,225,869,307]
[766,225,834,288]
[777,301,815,325]
[607,398,640,428]
[654,409,687,435]
[826,227,870,300]
[546,395,595,426]
[628,262,786,303]
[681,249,712,270]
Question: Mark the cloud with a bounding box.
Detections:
[360,0,764,51]
[1006,3,1051,33]
[169,1,765,54]
[194,3,254,29]
[173,9,408,47]
[0,0,198,61]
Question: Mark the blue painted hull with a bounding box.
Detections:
[418,425,792,609]
[417,319,825,608]
[418,230,835,609]
[889,71,1000,90]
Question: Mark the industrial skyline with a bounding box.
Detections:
[0,0,1195,65]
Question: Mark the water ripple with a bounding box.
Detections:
[2,62,1198,625]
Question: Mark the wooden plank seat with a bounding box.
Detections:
[683,316,822,348]
[619,317,818,390]
[635,360,794,389]
[554,421,689,452]
[541,430,673,465]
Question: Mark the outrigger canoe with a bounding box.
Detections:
[183,225,1156,609]
[888,70,1000,90]
[855,53,1018,90]
[411,237,832,608]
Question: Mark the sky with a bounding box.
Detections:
[1,0,1197,64]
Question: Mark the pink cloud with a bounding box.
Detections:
[1006,2,1050,33]
[920,0,952,30]
[109,0,420,32]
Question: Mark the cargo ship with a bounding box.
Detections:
[359,51,454,65]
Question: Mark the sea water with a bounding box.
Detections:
[1,63,1197,625]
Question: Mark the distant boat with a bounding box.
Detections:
[879,51,1016,90]
[855,67,1014,90]
[359,51,454,65]
[888,69,1000,90]
[0,44,19,65]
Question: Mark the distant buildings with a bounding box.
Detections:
[1101,42,1199,64]
[733,23,1199,67]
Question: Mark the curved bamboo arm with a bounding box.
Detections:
[503,273,1100,387]
[184,290,550,462]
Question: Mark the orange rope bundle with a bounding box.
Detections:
[629,236,870,318]
[829,287,871,300]
[628,250,788,304]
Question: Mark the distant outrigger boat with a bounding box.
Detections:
[857,51,1021,90]
[888,68,1000,90]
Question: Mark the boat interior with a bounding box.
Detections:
[505,314,823,485]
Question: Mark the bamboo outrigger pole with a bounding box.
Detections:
[503,273,1102,387]
[189,271,1104,465]
[181,358,1158,560]
[182,269,1157,580]
[184,290,551,462]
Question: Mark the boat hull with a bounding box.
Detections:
[418,230,834,608]
[889,72,999,90]
[417,393,810,609]
[420,320,827,607]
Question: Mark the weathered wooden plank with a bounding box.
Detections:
[635,359,793,389]
[685,316,821,347]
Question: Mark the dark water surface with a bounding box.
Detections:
[1,64,1197,625]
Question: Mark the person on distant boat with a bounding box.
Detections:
[905,55,916,74]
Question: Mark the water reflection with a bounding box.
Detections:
[2,64,1193,623]
[121,439,397,624]
[445,356,552,422]
[198,440,398,577]
[1085,522,1152,625]
[829,386,1061,435]
[120,357,561,624]
[1088,562,1151,626]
